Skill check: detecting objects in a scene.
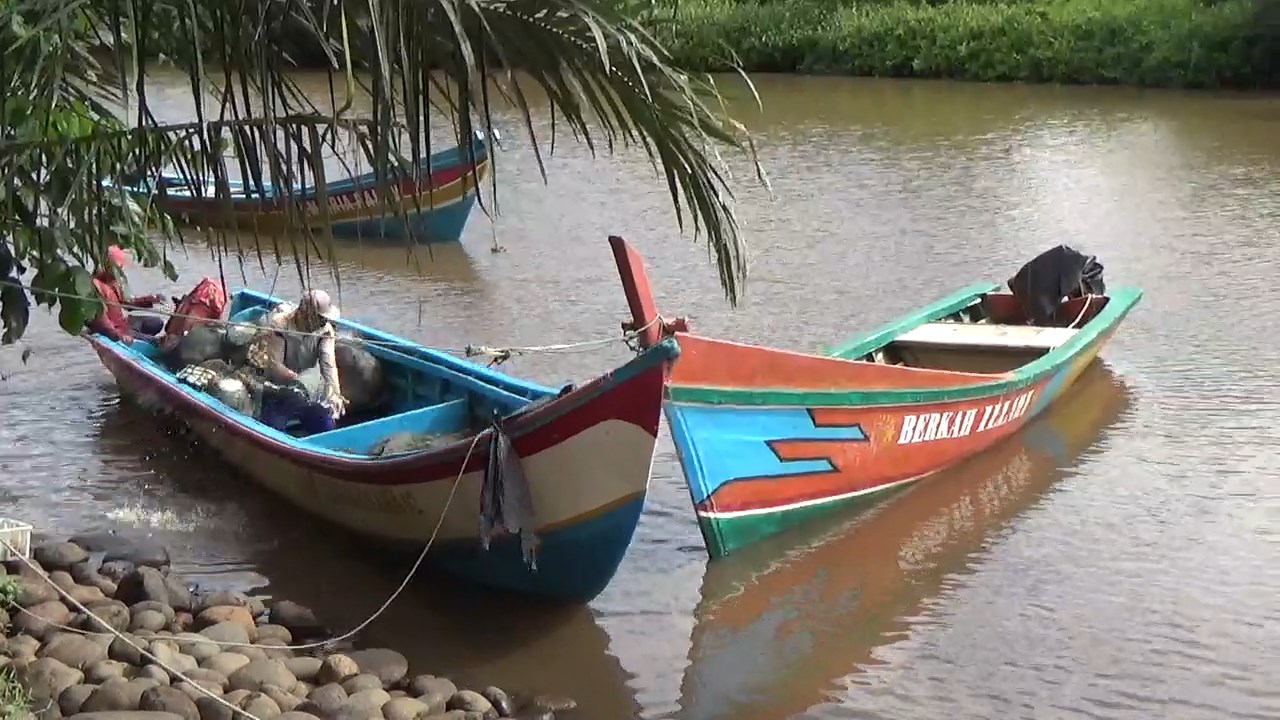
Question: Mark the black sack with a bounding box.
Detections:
[334,337,385,413]
[161,323,228,371]
[1007,245,1106,326]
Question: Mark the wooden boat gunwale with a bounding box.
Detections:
[609,234,1142,407]
[671,282,1141,406]
[137,130,493,203]
[87,286,681,478]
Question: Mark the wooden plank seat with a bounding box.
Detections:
[895,322,1079,351]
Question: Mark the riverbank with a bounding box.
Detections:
[0,535,575,719]
[652,0,1278,88]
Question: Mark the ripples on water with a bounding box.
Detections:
[1,76,1278,720]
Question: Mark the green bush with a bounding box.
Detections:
[652,0,1279,88]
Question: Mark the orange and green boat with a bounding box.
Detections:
[677,362,1132,720]
[609,236,1142,559]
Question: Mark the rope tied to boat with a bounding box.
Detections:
[0,278,663,364]
[0,430,484,675]
[463,313,664,366]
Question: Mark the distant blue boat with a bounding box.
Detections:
[131,132,493,243]
[86,287,680,603]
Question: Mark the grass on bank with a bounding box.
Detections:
[652,0,1279,88]
[0,667,33,720]
[0,575,32,720]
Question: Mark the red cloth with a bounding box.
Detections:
[90,272,131,339]
[163,277,228,339]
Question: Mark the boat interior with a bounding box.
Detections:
[851,291,1110,375]
[121,289,555,458]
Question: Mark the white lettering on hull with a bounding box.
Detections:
[896,389,1036,445]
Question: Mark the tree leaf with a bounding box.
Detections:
[57,297,95,335]
[69,266,96,300]
[30,257,69,308]
[58,268,102,335]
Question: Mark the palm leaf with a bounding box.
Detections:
[0,0,767,345]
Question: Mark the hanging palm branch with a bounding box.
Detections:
[0,0,767,345]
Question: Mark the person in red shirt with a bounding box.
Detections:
[86,245,166,344]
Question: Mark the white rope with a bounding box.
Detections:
[0,430,482,662]
[2,538,264,720]
[464,314,662,363]
[1066,293,1093,330]
[0,278,657,360]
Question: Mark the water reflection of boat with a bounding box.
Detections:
[90,400,644,720]
[675,362,1131,720]
[307,240,484,286]
[176,230,485,288]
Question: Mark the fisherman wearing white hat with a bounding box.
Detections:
[245,288,348,433]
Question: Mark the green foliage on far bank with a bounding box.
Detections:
[651,0,1280,88]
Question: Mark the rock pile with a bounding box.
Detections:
[0,537,574,720]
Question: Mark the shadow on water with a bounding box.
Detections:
[90,399,643,720]
[673,361,1134,720]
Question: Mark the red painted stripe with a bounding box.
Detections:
[91,338,664,486]
[160,157,484,213]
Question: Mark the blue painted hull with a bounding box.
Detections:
[431,495,646,603]
[126,132,496,243]
[328,190,481,244]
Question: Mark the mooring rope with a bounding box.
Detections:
[2,537,266,720]
[0,430,482,665]
[0,278,661,363]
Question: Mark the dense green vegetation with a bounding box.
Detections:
[649,0,1280,88]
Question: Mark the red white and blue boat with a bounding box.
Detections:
[86,287,679,603]
[132,132,492,244]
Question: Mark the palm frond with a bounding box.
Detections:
[0,0,766,345]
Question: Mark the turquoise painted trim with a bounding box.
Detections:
[131,132,492,200]
[822,282,1001,359]
[94,288,679,461]
[665,403,868,506]
[668,286,1143,407]
[307,398,470,454]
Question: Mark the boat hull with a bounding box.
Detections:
[89,334,677,603]
[664,292,1136,558]
[143,136,490,244]
[678,363,1132,720]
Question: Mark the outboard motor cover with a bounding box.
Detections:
[1007,244,1106,326]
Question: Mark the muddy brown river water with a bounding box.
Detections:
[1,74,1278,720]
